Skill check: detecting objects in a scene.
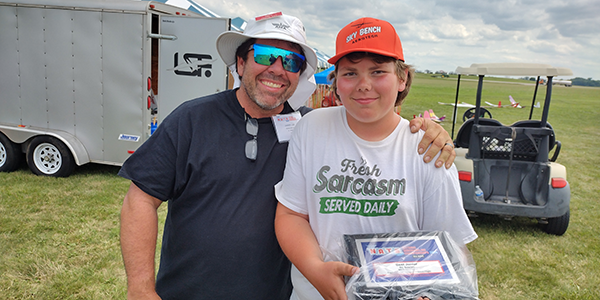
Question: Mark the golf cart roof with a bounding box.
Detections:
[455,63,573,77]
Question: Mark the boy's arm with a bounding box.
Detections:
[275,203,358,300]
[409,117,456,169]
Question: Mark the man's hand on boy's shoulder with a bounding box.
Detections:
[409,117,456,169]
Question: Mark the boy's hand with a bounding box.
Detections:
[409,117,456,169]
[306,261,358,300]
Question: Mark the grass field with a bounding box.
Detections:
[1,73,599,299]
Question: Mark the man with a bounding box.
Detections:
[119,12,456,300]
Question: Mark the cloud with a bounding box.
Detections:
[545,1,600,37]
[197,0,599,79]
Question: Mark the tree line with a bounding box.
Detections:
[570,77,600,87]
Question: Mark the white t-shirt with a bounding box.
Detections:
[275,106,477,300]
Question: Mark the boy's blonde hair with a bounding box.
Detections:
[328,52,414,107]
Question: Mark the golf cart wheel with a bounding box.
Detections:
[26,136,75,177]
[462,107,492,122]
[543,210,569,236]
[0,132,23,172]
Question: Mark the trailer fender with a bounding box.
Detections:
[0,125,90,166]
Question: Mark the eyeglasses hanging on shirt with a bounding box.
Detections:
[245,114,258,160]
[245,111,304,160]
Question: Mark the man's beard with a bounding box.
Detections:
[240,74,296,111]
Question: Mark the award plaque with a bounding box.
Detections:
[344,231,479,300]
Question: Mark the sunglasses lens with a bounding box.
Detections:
[254,53,275,67]
[252,44,305,73]
[283,54,304,73]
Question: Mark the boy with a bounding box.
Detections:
[274,17,477,300]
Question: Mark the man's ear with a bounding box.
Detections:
[236,55,246,77]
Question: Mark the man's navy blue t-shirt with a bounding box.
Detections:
[119,89,309,299]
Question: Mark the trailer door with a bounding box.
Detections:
[157,15,229,122]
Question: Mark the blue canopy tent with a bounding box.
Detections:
[314,66,334,85]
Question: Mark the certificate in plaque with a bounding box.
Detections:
[344,231,478,300]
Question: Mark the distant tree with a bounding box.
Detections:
[571,77,600,87]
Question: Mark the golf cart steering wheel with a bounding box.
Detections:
[463,107,492,122]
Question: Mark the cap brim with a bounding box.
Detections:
[328,48,403,64]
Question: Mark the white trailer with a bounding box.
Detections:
[0,0,230,176]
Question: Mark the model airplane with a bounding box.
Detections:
[422,109,445,123]
[484,101,507,108]
[437,101,475,107]
[482,95,525,108]
[509,95,522,108]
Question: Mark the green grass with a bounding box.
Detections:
[0,165,129,299]
[404,74,600,299]
[1,74,599,298]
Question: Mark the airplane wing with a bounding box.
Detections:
[509,95,522,108]
[438,102,475,107]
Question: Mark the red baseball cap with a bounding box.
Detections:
[328,17,404,64]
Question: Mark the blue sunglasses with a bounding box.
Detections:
[251,44,306,73]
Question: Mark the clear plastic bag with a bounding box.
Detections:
[343,231,479,300]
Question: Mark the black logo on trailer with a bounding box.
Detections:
[173,52,213,77]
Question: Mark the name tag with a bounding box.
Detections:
[271,111,301,143]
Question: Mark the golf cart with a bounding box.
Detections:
[451,63,572,235]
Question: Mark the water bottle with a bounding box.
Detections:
[474,185,484,201]
[150,117,157,135]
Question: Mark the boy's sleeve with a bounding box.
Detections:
[274,118,310,215]
[422,165,478,245]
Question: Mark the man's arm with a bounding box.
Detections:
[120,182,163,300]
[409,117,456,169]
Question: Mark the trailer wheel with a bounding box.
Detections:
[0,133,23,172]
[542,209,570,236]
[26,136,75,177]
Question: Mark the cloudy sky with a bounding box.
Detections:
[172,0,599,79]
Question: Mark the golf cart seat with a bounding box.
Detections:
[454,118,503,148]
[456,118,559,162]
[511,120,561,161]
[471,123,554,162]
